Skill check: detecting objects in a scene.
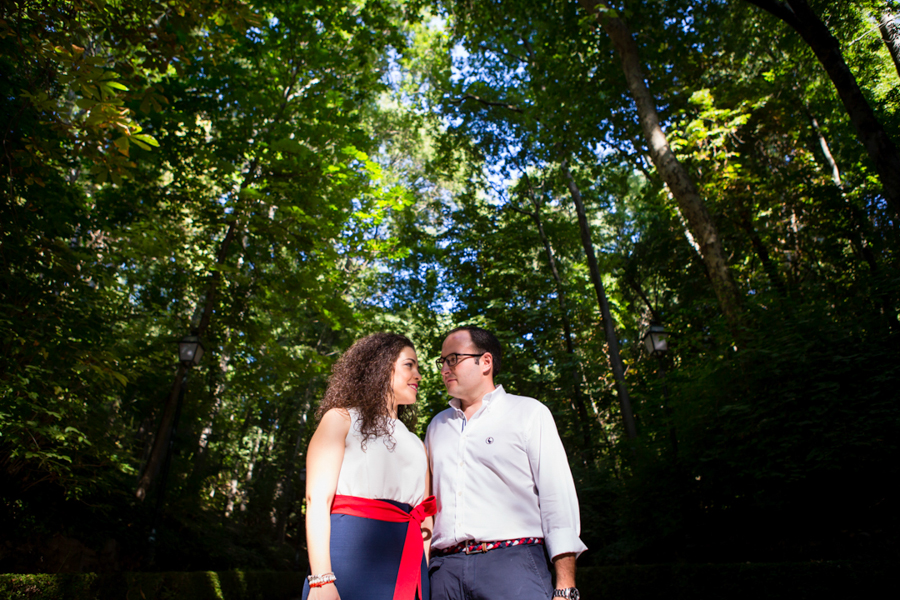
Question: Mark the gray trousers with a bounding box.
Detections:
[428,544,553,600]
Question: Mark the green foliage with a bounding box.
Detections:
[2,0,899,573]
[0,0,258,185]
[390,0,900,564]
[1,0,421,571]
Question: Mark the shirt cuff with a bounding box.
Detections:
[544,528,588,560]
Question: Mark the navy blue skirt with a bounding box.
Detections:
[303,499,429,600]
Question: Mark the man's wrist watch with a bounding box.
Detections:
[552,588,580,600]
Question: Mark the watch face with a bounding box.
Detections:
[570,589,580,600]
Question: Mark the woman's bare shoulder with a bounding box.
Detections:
[314,408,352,439]
[321,407,351,422]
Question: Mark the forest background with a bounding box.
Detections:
[2,0,899,574]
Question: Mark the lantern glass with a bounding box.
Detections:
[642,324,668,357]
[179,336,205,367]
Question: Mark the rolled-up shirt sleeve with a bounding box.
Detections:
[527,405,588,560]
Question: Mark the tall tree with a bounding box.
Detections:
[577,0,744,332]
[878,2,900,78]
[0,0,256,501]
[503,174,594,453]
[562,161,637,441]
[130,0,410,500]
[744,0,900,219]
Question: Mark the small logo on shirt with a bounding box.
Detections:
[485,437,494,444]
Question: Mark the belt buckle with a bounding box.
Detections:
[465,542,489,555]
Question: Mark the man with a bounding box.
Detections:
[425,326,586,600]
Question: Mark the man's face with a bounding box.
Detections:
[440,330,487,402]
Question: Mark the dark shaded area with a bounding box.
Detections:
[1,562,894,599]
[578,561,895,600]
[575,303,900,565]
[0,476,304,573]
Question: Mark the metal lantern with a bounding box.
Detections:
[642,323,668,357]
[178,335,205,367]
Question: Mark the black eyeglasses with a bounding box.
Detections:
[435,353,485,370]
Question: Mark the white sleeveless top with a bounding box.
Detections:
[335,409,427,506]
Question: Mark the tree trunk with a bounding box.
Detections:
[136,363,187,501]
[222,405,255,517]
[807,112,843,187]
[625,275,678,457]
[578,0,744,333]
[519,177,592,456]
[735,194,788,297]
[878,5,900,80]
[276,415,309,543]
[187,346,231,494]
[562,161,637,442]
[804,104,883,271]
[805,106,897,330]
[655,357,678,459]
[135,204,246,500]
[745,0,900,220]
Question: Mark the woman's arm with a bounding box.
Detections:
[422,444,433,562]
[305,408,351,600]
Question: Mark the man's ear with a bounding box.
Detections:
[480,352,493,376]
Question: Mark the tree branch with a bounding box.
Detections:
[447,93,524,113]
[743,0,801,29]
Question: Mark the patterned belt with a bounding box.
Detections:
[434,537,544,556]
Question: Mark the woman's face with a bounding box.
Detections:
[389,346,421,410]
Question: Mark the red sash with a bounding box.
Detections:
[331,495,436,600]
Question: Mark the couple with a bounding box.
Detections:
[302,327,586,600]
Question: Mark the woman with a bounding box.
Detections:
[303,333,434,600]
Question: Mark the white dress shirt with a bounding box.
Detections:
[425,385,587,560]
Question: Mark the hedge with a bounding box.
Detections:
[0,571,306,600]
[0,561,894,599]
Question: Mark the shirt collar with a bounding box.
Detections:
[448,384,505,414]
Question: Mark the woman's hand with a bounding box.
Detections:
[309,582,341,600]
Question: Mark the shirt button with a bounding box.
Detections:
[458,460,464,466]
[457,491,463,496]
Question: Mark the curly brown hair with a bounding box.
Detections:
[317,332,418,450]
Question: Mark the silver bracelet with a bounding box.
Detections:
[307,572,337,586]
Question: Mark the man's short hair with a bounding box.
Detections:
[448,326,502,377]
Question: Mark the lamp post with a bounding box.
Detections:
[178,335,205,368]
[147,334,205,566]
[642,322,678,457]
